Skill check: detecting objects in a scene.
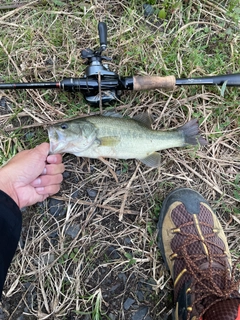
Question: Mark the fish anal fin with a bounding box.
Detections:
[138,152,161,167]
[99,136,120,147]
[132,112,153,128]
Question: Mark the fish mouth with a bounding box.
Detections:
[47,127,61,154]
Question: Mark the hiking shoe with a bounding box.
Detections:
[157,188,240,320]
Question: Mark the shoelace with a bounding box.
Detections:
[172,221,240,320]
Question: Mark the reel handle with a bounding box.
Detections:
[98,22,107,51]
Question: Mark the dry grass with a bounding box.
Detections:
[0,0,240,319]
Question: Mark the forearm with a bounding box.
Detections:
[0,190,22,299]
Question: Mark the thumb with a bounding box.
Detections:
[32,143,50,160]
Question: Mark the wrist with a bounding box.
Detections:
[0,168,19,207]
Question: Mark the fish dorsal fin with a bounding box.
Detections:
[99,136,120,147]
[132,112,153,128]
[102,111,123,118]
[137,152,161,167]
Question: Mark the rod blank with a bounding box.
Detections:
[175,73,240,87]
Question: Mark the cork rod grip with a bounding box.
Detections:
[133,75,176,91]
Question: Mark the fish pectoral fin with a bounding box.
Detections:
[137,152,161,167]
[99,136,120,147]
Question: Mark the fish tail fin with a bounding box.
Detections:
[179,119,207,146]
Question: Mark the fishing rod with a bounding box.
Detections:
[0,22,239,105]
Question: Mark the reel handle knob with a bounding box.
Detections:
[98,22,107,51]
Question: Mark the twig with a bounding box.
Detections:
[0,1,45,11]
[119,163,140,221]
[52,196,139,215]
[178,159,223,194]
[98,156,119,183]
[0,2,28,10]
[98,71,103,114]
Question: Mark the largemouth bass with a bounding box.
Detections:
[48,114,206,167]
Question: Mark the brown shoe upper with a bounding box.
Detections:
[161,199,239,319]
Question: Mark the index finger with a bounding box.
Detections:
[47,154,63,164]
[41,163,65,175]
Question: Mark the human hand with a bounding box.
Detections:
[0,142,65,208]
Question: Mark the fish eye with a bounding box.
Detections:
[61,123,68,130]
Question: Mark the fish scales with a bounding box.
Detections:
[85,117,182,159]
[48,114,206,167]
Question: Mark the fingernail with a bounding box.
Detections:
[36,187,44,192]
[42,168,47,175]
[34,178,41,185]
[47,155,57,163]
